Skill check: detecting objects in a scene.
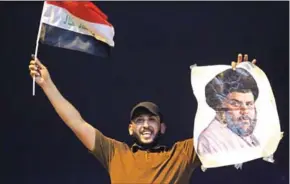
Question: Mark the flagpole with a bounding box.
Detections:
[33,1,45,96]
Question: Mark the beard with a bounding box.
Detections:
[131,129,163,149]
[225,112,257,137]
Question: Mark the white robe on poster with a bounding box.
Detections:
[197,118,260,156]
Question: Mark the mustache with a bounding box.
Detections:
[140,127,154,134]
[238,115,257,123]
[239,115,251,121]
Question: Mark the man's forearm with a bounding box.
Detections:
[29,59,96,150]
[42,80,84,130]
[41,80,97,151]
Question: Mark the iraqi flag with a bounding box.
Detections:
[38,1,115,58]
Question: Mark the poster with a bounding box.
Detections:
[190,62,283,169]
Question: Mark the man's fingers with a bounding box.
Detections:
[31,54,45,68]
[30,60,36,65]
[233,53,256,68]
[29,64,38,71]
[35,59,44,68]
[243,54,248,61]
[29,60,42,72]
[237,53,243,64]
[30,70,41,77]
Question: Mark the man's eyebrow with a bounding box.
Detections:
[150,116,158,119]
[228,99,242,103]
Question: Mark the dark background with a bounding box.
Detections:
[2,1,289,184]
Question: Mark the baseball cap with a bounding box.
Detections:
[130,101,163,122]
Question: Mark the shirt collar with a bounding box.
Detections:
[131,143,168,153]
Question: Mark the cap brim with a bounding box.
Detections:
[130,102,162,121]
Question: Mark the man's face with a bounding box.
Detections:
[222,91,257,136]
[130,114,161,144]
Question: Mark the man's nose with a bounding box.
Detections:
[240,104,249,115]
[143,120,149,127]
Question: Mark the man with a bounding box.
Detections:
[197,66,260,156]
[29,53,255,183]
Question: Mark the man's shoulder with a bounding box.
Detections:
[95,129,131,151]
[172,138,201,166]
[111,139,131,150]
[175,138,193,145]
[172,138,194,151]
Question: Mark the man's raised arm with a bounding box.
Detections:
[29,58,96,150]
[28,57,116,162]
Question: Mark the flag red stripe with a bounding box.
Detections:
[46,1,112,26]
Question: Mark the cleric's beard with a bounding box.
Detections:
[225,112,257,137]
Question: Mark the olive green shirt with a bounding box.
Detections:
[90,129,200,184]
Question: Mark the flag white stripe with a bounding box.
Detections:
[41,2,115,47]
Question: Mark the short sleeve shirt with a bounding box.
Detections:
[90,129,200,184]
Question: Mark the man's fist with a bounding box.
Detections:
[29,55,51,87]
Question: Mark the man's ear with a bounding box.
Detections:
[160,123,166,134]
[128,123,133,135]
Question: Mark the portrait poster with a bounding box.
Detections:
[190,62,283,169]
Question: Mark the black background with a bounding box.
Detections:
[2,2,289,184]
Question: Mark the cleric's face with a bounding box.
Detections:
[223,91,257,136]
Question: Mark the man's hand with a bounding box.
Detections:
[231,53,257,70]
[29,55,51,87]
